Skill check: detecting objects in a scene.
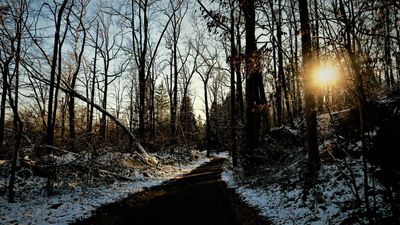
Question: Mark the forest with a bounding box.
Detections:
[1,0,400,224]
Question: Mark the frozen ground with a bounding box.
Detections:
[221,119,392,224]
[0,151,210,225]
[222,158,391,224]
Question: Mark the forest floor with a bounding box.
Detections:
[0,150,211,224]
[72,156,269,225]
[222,95,400,224]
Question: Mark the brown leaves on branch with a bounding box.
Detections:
[251,102,270,113]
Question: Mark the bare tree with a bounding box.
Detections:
[166,0,187,149]
[111,0,177,146]
[193,34,219,156]
[66,0,89,149]
[0,0,28,202]
[96,7,123,141]
[25,0,72,194]
[196,0,241,164]
[87,23,99,133]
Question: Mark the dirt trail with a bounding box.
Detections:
[73,157,269,225]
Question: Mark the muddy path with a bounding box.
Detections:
[73,157,269,225]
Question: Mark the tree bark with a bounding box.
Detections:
[241,0,267,175]
[138,0,149,143]
[88,24,99,133]
[313,0,324,112]
[269,1,282,127]
[68,5,86,149]
[278,0,294,126]
[44,0,69,194]
[298,0,320,173]
[204,78,211,157]
[44,0,68,148]
[8,4,24,202]
[235,6,244,135]
[7,84,23,203]
[170,10,179,149]
[0,65,8,149]
[229,0,237,166]
[384,6,394,88]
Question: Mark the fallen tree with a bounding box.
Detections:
[24,66,152,163]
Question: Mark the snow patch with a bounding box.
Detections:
[222,159,390,224]
[0,151,210,225]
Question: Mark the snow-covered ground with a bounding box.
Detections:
[222,159,390,224]
[0,152,210,225]
[222,118,393,225]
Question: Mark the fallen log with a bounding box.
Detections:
[27,73,151,162]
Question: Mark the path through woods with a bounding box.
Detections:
[73,157,268,225]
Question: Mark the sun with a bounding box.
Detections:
[314,64,338,86]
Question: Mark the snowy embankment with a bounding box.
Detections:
[222,122,392,224]
[223,160,389,224]
[0,151,210,225]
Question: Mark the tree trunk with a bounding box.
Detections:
[45,0,67,147]
[269,1,282,127]
[138,63,146,142]
[384,6,394,88]
[138,0,149,144]
[88,24,99,133]
[100,61,108,141]
[7,4,26,200]
[149,79,156,147]
[204,79,211,157]
[288,0,299,118]
[230,0,237,166]
[61,99,66,141]
[289,0,302,118]
[68,95,76,146]
[313,0,324,112]
[0,68,7,149]
[397,10,400,82]
[129,77,135,132]
[277,0,293,126]
[171,17,178,149]
[68,13,86,149]
[235,7,244,157]
[45,0,68,194]
[298,0,320,173]
[7,88,23,203]
[271,34,279,127]
[241,0,267,175]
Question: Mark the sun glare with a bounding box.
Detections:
[315,64,338,86]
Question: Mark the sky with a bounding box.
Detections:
[13,0,232,123]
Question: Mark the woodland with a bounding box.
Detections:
[1,0,400,224]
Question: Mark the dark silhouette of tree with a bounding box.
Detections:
[87,23,99,133]
[0,0,27,202]
[66,0,88,150]
[240,0,268,175]
[166,0,187,149]
[97,8,122,141]
[196,0,241,164]
[298,0,320,173]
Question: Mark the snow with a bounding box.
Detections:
[222,158,390,224]
[215,151,230,159]
[318,109,351,119]
[219,107,396,224]
[0,152,210,225]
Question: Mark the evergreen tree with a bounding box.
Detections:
[179,96,199,147]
